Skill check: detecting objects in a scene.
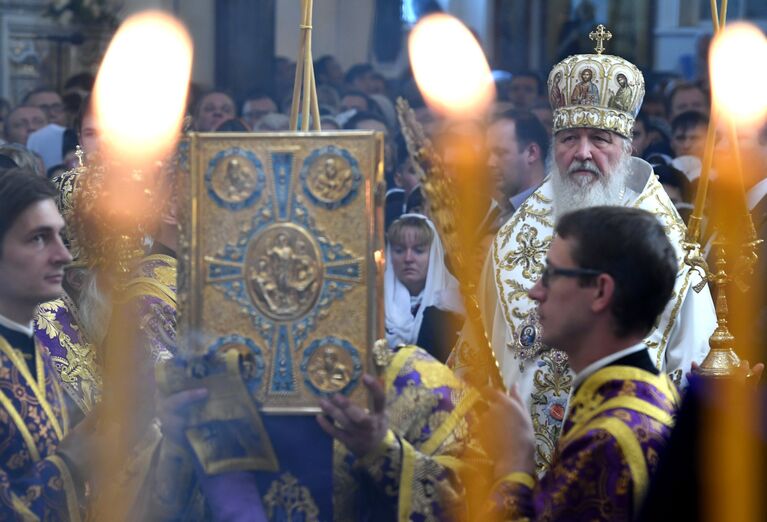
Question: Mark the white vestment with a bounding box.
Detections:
[451,157,716,473]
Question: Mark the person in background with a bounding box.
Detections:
[483,206,682,521]
[193,90,236,132]
[3,105,47,146]
[241,90,279,130]
[384,214,463,361]
[508,72,543,111]
[671,110,709,159]
[667,82,709,121]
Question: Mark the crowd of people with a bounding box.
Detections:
[0,22,766,521]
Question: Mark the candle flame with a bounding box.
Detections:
[408,14,495,119]
[93,10,193,163]
[710,22,767,127]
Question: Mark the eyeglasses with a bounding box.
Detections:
[540,262,602,288]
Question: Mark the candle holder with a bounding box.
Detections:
[396,97,504,390]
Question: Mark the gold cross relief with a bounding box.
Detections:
[589,24,612,55]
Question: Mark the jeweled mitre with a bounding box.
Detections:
[548,26,644,139]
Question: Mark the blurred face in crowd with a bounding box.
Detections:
[4,106,46,145]
[350,71,375,94]
[642,100,666,121]
[395,158,420,195]
[508,76,539,109]
[79,111,100,156]
[487,118,526,198]
[26,90,67,126]
[672,124,707,158]
[321,57,345,88]
[670,87,708,119]
[340,94,369,113]
[242,97,278,129]
[195,92,235,132]
[390,226,431,296]
[0,199,72,319]
[632,120,651,157]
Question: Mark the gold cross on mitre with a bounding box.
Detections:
[589,24,612,54]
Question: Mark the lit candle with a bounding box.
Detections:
[408,13,495,120]
[93,10,193,168]
[709,22,767,209]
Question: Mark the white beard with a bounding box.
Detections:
[549,149,632,221]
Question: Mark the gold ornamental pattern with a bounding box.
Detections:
[245,223,322,321]
[211,157,260,204]
[305,154,355,204]
[305,345,354,393]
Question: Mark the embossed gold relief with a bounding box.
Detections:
[263,472,320,521]
[306,154,354,204]
[180,132,384,411]
[306,345,353,393]
[245,223,322,321]
[211,157,259,204]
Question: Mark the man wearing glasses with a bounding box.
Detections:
[23,88,69,171]
[481,206,681,520]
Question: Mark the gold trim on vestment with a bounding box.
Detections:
[120,279,177,308]
[9,491,38,521]
[570,366,677,411]
[420,387,480,456]
[0,336,64,440]
[398,436,416,522]
[385,346,416,390]
[0,378,40,462]
[47,453,83,522]
[492,471,536,491]
[566,395,675,436]
[585,416,648,509]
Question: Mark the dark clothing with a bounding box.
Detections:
[0,323,36,375]
[416,305,463,363]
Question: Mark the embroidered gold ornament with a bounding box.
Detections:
[548,24,645,139]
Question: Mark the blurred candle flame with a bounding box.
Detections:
[710,22,767,127]
[408,14,495,119]
[93,10,193,163]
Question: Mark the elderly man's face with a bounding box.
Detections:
[554,128,625,186]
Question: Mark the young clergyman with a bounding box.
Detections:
[482,206,682,520]
[0,168,92,519]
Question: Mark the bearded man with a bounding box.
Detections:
[450,28,716,474]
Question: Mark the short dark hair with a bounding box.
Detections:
[340,90,373,111]
[670,110,709,134]
[555,206,677,337]
[21,86,60,104]
[314,55,336,76]
[511,71,543,94]
[242,89,276,105]
[667,83,709,116]
[74,93,93,135]
[343,110,388,131]
[634,110,650,131]
[0,168,58,255]
[492,109,550,160]
[345,63,374,86]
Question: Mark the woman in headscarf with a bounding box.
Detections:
[384,214,464,361]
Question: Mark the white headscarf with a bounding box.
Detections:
[384,214,463,347]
